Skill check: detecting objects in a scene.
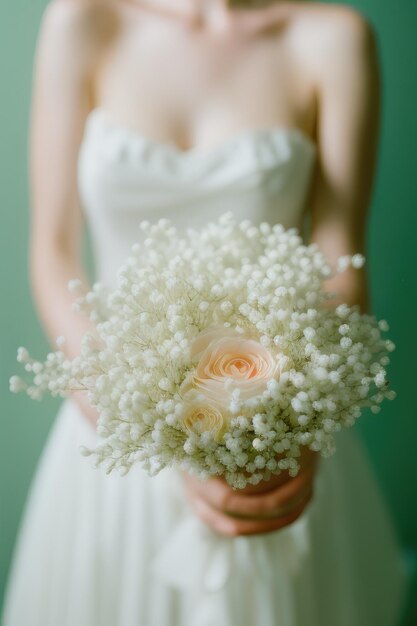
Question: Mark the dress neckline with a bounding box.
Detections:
[85,106,316,159]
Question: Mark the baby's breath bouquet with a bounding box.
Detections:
[11,212,395,488]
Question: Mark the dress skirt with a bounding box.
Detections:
[2,398,407,626]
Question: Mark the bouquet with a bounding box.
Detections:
[10,212,395,489]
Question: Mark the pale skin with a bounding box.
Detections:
[29,0,380,536]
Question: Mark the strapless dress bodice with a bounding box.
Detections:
[77,107,316,286]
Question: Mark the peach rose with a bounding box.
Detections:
[181,326,287,404]
[180,399,226,442]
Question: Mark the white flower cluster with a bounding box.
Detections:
[10,212,395,489]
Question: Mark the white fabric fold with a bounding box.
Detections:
[151,510,312,626]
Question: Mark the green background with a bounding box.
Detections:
[0,0,416,623]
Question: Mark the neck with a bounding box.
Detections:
[138,0,287,31]
[140,0,274,21]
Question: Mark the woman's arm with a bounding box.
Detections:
[183,8,381,536]
[308,7,380,313]
[29,0,114,424]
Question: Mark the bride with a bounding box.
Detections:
[2,0,407,624]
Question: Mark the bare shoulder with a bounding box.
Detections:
[293,3,375,35]
[285,3,379,77]
[38,0,118,63]
[41,0,118,31]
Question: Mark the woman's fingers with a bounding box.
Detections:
[182,460,317,536]
[223,479,314,521]
[188,488,314,537]
[181,471,291,511]
[182,457,317,519]
[220,462,317,518]
[182,472,246,511]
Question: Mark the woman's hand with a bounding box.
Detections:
[181,447,319,537]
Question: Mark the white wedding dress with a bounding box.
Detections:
[2,108,408,626]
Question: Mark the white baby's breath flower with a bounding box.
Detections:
[351,254,365,268]
[11,212,395,488]
[9,376,26,393]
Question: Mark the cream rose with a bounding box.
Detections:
[181,326,287,404]
[180,399,226,442]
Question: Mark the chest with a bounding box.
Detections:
[94,8,314,150]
